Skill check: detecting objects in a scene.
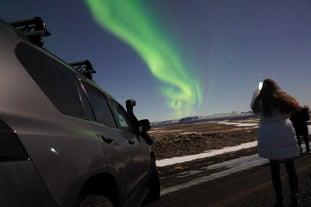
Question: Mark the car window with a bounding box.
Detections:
[108,99,134,131]
[82,82,116,127]
[15,42,84,118]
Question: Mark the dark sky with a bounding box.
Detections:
[2,0,311,121]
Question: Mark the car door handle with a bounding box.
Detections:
[128,139,135,145]
[98,135,113,144]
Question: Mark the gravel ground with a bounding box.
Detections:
[147,119,311,206]
[150,119,258,160]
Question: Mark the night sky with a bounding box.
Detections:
[2,0,311,122]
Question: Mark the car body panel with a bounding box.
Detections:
[0,17,159,207]
[0,161,57,207]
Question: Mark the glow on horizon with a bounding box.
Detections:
[85,0,202,117]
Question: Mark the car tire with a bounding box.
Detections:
[78,195,113,207]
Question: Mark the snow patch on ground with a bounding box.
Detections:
[157,141,257,167]
[218,121,258,127]
[179,132,197,135]
[156,122,311,167]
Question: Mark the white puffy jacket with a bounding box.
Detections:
[251,95,299,160]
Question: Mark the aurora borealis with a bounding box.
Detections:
[3,0,311,121]
[85,0,202,117]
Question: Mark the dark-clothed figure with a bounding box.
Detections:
[291,106,310,153]
[251,78,300,207]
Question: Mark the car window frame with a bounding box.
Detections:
[15,41,85,119]
[80,80,137,133]
[81,80,118,128]
[106,97,136,133]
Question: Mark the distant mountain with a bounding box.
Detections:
[151,111,255,126]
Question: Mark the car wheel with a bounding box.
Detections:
[78,195,113,207]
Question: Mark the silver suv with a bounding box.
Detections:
[0,17,160,207]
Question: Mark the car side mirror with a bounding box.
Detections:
[138,119,151,133]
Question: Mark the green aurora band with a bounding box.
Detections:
[85,0,202,117]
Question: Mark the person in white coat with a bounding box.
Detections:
[251,78,300,207]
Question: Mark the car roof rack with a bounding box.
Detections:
[10,17,51,47]
[70,60,97,80]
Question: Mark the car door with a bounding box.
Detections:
[80,81,141,197]
[106,98,150,188]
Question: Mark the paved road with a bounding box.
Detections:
[147,154,311,207]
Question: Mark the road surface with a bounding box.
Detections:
[147,153,311,207]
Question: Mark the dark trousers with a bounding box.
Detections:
[269,159,299,198]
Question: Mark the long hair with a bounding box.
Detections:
[252,78,299,117]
